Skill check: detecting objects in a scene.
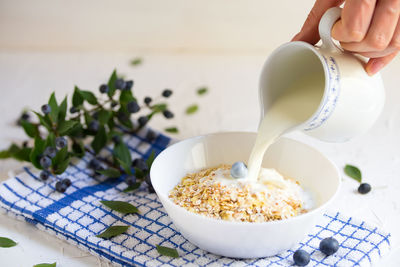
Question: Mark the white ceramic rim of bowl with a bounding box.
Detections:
[150,131,341,226]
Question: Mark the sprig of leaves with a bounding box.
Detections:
[0,70,175,193]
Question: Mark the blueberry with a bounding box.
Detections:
[358,183,371,194]
[319,237,339,256]
[115,78,126,90]
[145,174,155,193]
[124,80,134,91]
[70,106,79,113]
[92,112,99,120]
[89,158,101,170]
[230,162,248,178]
[62,178,72,187]
[144,97,152,105]
[44,146,57,158]
[162,89,172,98]
[293,250,310,266]
[162,110,174,119]
[40,156,52,169]
[41,104,51,115]
[99,84,109,93]
[88,120,100,132]
[21,112,30,121]
[112,135,121,144]
[117,111,129,121]
[138,116,148,127]
[132,158,148,172]
[55,181,68,193]
[125,175,137,187]
[146,129,157,141]
[55,137,67,149]
[39,170,50,181]
[127,101,140,113]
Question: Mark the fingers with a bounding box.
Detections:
[292,0,344,44]
[339,0,400,52]
[343,11,400,58]
[365,51,399,75]
[332,0,377,42]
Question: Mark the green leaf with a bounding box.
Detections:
[123,182,141,192]
[0,237,17,248]
[79,90,98,105]
[197,87,208,95]
[72,141,85,158]
[165,127,178,134]
[52,146,70,174]
[72,86,84,107]
[156,245,179,258]
[84,110,92,126]
[134,167,145,179]
[48,92,59,123]
[344,165,362,183]
[130,58,142,66]
[58,120,79,136]
[100,200,138,214]
[58,96,68,123]
[185,104,198,115]
[113,142,132,168]
[117,158,132,175]
[98,110,111,125]
[0,144,30,162]
[34,111,52,131]
[30,137,46,169]
[97,168,121,178]
[119,90,136,105]
[91,126,107,154]
[107,70,118,97]
[146,150,156,169]
[46,132,56,148]
[20,120,39,138]
[53,156,70,174]
[13,147,32,162]
[0,145,16,159]
[96,225,129,239]
[33,263,56,267]
[150,103,167,113]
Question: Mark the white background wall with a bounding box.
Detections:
[0,0,313,53]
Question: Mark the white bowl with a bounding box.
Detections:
[150,132,340,258]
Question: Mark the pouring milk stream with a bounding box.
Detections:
[246,7,385,182]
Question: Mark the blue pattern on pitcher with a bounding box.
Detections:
[305,56,340,131]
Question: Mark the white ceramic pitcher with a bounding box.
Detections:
[259,7,385,142]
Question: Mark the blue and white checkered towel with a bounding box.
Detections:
[0,128,391,266]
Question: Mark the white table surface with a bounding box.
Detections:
[0,51,399,266]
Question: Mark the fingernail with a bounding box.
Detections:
[366,60,383,76]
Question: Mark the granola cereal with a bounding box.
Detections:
[169,164,308,223]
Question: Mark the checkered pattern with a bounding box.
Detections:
[0,128,391,266]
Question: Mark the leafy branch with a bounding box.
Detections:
[0,70,174,193]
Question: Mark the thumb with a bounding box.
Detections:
[292,0,344,44]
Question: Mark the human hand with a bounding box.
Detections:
[292,0,400,76]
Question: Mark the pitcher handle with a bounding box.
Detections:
[319,7,342,53]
